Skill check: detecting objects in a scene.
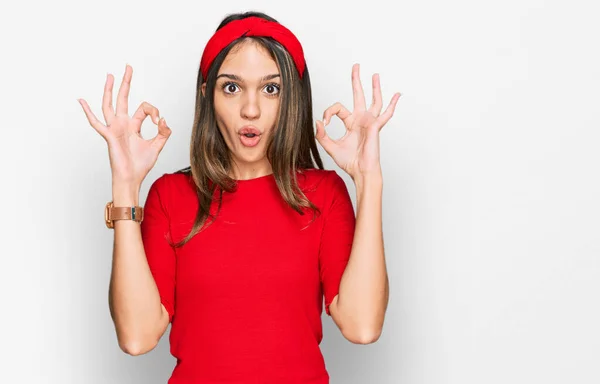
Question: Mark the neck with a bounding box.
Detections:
[228,163,273,181]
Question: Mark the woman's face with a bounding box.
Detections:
[203,40,281,168]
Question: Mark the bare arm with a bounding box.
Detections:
[329,172,389,344]
[77,64,173,355]
[108,183,170,356]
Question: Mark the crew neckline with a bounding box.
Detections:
[233,173,275,183]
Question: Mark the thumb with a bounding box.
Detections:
[315,120,335,153]
[151,117,172,151]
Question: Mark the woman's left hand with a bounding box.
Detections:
[315,63,401,181]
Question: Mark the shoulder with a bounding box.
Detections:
[297,168,342,186]
[305,169,355,221]
[297,168,350,200]
[148,169,194,193]
[144,169,196,215]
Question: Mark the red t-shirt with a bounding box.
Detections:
[140,168,356,383]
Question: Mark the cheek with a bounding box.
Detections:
[265,100,280,122]
[213,98,236,130]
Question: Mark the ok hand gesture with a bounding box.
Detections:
[315,64,401,181]
[78,64,172,186]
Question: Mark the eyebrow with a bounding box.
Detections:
[215,73,280,82]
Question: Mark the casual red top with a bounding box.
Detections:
[140,168,356,383]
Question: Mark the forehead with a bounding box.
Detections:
[218,40,279,80]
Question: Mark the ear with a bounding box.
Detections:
[201,82,206,97]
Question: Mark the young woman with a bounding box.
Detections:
[78,10,399,384]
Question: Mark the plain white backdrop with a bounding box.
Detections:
[1,0,599,382]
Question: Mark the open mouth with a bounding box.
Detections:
[239,133,261,147]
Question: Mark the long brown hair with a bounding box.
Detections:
[171,11,324,248]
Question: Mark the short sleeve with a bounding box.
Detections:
[140,175,176,323]
[319,171,356,316]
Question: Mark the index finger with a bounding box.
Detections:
[116,64,132,116]
[132,102,161,125]
[323,102,352,126]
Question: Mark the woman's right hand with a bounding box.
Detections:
[78,64,172,186]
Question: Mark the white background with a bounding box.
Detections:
[1,0,599,383]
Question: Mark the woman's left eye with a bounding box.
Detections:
[263,83,280,95]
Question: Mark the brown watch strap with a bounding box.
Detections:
[104,201,144,229]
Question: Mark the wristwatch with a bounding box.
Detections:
[104,201,144,229]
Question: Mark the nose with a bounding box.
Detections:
[240,91,261,120]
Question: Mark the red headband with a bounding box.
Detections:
[200,16,306,80]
